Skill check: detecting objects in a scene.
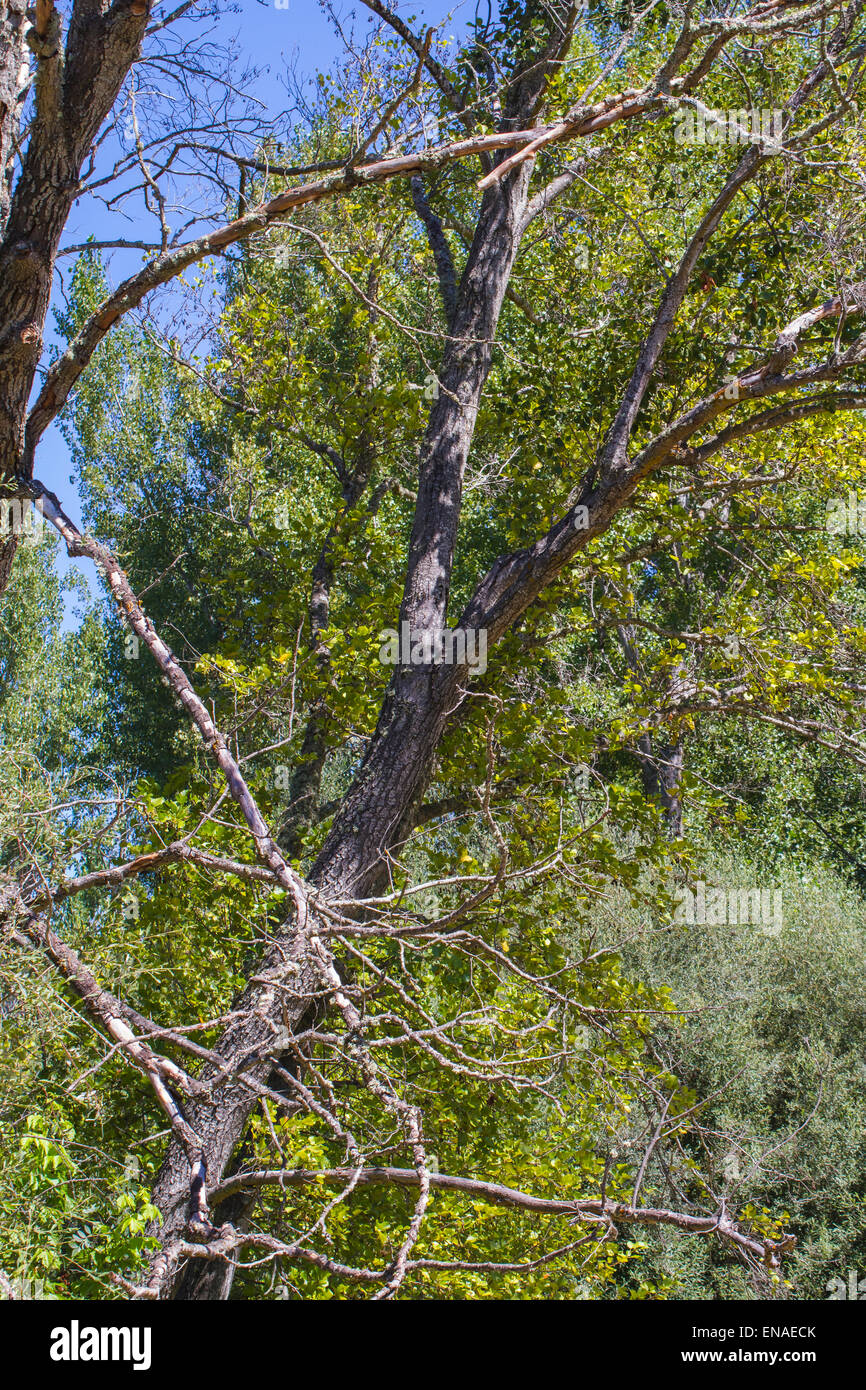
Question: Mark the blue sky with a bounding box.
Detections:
[39,0,463,624]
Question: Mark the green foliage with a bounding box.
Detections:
[617,857,866,1300]
[3,6,866,1299]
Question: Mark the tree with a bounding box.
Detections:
[4,0,866,1300]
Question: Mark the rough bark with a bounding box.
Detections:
[0,0,28,233]
[0,0,30,591]
[637,732,685,838]
[0,0,153,591]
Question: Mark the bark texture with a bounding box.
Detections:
[0,0,151,591]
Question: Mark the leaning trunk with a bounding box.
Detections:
[148,165,533,1298]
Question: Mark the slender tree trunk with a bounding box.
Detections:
[0,0,29,593]
[637,732,684,837]
[613,618,686,835]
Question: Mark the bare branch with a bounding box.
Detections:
[211,1165,794,1269]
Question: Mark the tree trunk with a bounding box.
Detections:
[0,3,149,590]
[148,165,534,1298]
[0,1,28,234]
[637,732,685,838]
